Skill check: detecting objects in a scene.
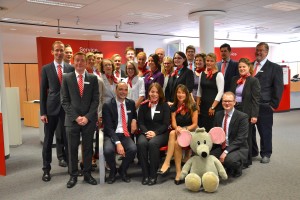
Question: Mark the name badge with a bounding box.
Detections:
[259,70,263,73]
[127,110,131,113]
[150,77,154,80]
[84,82,90,84]
[154,111,160,113]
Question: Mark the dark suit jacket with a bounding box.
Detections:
[61,71,99,126]
[217,59,239,92]
[230,76,261,118]
[102,98,137,142]
[254,60,284,109]
[214,109,249,160]
[138,102,170,135]
[40,62,74,116]
[166,67,194,102]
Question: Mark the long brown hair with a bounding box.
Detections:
[148,82,165,103]
[173,84,194,115]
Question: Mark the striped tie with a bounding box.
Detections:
[78,74,84,97]
[222,113,228,150]
[57,64,63,85]
[121,103,130,137]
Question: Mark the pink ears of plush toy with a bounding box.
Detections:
[209,127,225,144]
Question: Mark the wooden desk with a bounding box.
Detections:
[23,101,40,128]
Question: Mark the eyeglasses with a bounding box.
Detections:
[127,68,135,71]
[222,100,235,103]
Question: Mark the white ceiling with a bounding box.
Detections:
[1,0,300,43]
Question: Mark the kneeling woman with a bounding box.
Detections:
[137,83,170,186]
[158,84,198,184]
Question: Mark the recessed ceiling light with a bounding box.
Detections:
[27,0,85,9]
[1,17,47,24]
[264,1,300,11]
[127,12,171,20]
[10,28,17,31]
[124,22,139,25]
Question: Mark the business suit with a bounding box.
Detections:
[165,66,194,102]
[253,60,283,158]
[217,59,239,92]
[40,61,74,172]
[103,98,137,177]
[137,102,170,180]
[61,71,99,176]
[212,109,249,173]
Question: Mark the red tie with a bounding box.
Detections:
[222,113,228,149]
[96,69,101,77]
[115,70,120,78]
[78,74,84,97]
[253,62,260,76]
[57,64,63,85]
[121,103,130,137]
[189,62,193,70]
[221,61,227,75]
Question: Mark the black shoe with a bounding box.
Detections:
[142,177,149,185]
[157,167,170,177]
[121,174,131,183]
[42,171,51,182]
[148,178,157,186]
[67,176,77,188]
[174,179,184,185]
[78,170,83,177]
[232,169,242,178]
[106,175,116,184]
[59,160,68,167]
[84,174,97,185]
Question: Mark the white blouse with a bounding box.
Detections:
[123,76,145,102]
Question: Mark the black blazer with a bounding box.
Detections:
[40,62,74,116]
[214,109,249,160]
[217,59,239,92]
[254,60,284,109]
[230,76,261,118]
[61,72,99,126]
[138,102,170,135]
[102,98,137,142]
[166,67,194,102]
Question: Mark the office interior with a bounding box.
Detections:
[0,0,300,199]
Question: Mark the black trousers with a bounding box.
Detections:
[137,133,168,179]
[104,134,137,175]
[252,103,273,158]
[42,109,67,171]
[55,118,67,162]
[66,122,95,177]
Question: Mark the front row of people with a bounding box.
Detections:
[60,52,249,188]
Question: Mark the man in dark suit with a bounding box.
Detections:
[212,92,249,177]
[40,41,74,182]
[103,82,137,184]
[252,42,284,164]
[61,52,99,188]
[217,43,239,92]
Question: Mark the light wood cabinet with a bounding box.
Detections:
[3,63,40,118]
[23,101,40,128]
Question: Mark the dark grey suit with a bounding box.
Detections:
[61,71,99,176]
[102,98,137,175]
[253,60,283,158]
[212,109,249,171]
[217,59,239,92]
[230,76,260,165]
[40,62,74,172]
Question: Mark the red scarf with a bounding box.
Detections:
[176,103,188,115]
[141,99,158,108]
[206,69,213,79]
[237,73,250,85]
[147,68,158,80]
[171,65,183,77]
[127,76,134,88]
[195,67,205,74]
[138,62,150,76]
[106,74,118,84]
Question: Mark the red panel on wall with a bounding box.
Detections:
[0,113,6,176]
[214,47,256,62]
[276,66,290,112]
[36,37,134,83]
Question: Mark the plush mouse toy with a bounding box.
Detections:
[180,127,228,193]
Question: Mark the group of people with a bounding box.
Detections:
[40,41,284,189]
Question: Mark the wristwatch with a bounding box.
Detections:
[211,106,215,110]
